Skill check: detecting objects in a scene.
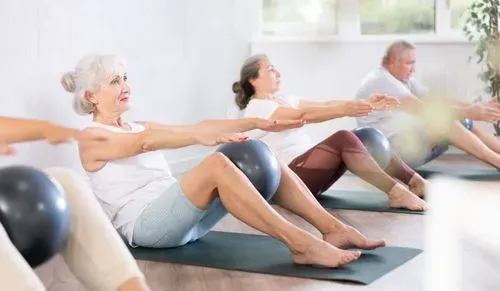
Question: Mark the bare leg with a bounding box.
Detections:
[470,124,500,155]
[273,161,386,250]
[290,130,427,210]
[385,154,427,197]
[448,121,500,168]
[180,153,361,268]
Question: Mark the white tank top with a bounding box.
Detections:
[243,95,313,165]
[85,121,177,244]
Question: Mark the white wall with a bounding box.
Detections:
[251,40,489,144]
[1,0,493,174]
[0,0,261,171]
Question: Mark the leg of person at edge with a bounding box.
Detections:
[233,54,428,211]
[0,117,151,291]
[60,54,389,270]
[354,40,500,170]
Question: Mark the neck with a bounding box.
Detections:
[93,112,124,128]
[252,91,275,100]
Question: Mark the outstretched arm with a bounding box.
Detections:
[298,94,400,111]
[137,117,305,134]
[79,126,247,164]
[0,116,105,148]
[138,118,262,133]
[398,94,500,123]
[297,99,347,108]
[0,117,75,144]
[267,101,375,124]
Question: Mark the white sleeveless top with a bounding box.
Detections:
[85,121,177,244]
[243,95,313,165]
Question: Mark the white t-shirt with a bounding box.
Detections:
[85,121,177,245]
[243,96,313,165]
[354,67,428,140]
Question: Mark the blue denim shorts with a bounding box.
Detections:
[132,181,227,248]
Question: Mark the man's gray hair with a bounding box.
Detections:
[382,40,416,66]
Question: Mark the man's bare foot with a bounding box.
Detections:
[323,225,386,250]
[408,174,427,198]
[290,234,361,268]
[389,184,428,211]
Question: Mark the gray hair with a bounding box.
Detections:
[61,54,127,115]
[382,40,416,66]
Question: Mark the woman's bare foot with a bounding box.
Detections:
[408,174,428,198]
[290,233,361,268]
[388,183,428,211]
[323,225,386,250]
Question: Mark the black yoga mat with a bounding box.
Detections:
[317,189,425,215]
[415,163,500,180]
[129,231,422,285]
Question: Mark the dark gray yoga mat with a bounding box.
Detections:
[415,164,500,180]
[317,189,425,215]
[129,231,422,285]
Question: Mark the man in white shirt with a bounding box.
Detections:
[355,40,500,168]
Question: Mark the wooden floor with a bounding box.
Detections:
[34,155,500,291]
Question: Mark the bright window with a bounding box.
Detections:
[359,0,436,35]
[448,0,470,30]
[262,0,339,36]
[260,0,473,39]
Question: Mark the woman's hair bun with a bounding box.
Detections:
[61,72,76,93]
[232,81,242,94]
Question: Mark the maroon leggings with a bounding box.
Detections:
[288,130,416,197]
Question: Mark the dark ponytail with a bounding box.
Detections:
[233,54,268,110]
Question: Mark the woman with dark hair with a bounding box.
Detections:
[233,54,428,211]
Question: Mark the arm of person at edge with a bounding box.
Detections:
[0,116,106,155]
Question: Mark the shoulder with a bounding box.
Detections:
[279,95,300,108]
[244,98,280,118]
[357,68,411,99]
[360,68,395,87]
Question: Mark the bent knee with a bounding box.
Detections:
[329,130,361,144]
[204,152,234,170]
[322,130,368,150]
[334,130,357,139]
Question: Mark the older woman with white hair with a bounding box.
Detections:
[61,54,388,269]
[0,117,151,291]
